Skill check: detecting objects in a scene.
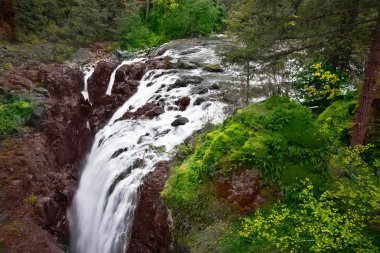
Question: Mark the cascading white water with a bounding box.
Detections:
[81,67,95,102]
[70,40,238,253]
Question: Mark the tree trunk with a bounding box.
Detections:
[351,12,380,146]
[145,0,150,22]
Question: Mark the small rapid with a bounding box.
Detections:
[70,39,240,253]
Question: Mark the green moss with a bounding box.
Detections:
[25,195,39,206]
[0,95,34,139]
[317,98,356,143]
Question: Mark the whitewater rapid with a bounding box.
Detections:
[70,40,239,253]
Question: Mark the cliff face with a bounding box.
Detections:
[0,54,175,252]
[0,60,136,252]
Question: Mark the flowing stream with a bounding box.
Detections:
[70,39,241,253]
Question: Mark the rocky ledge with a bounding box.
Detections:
[127,161,173,253]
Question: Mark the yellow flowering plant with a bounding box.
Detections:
[294,62,348,107]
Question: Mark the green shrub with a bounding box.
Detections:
[225,145,380,253]
[317,98,356,144]
[294,62,349,107]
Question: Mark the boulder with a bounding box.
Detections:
[194,96,206,105]
[191,86,209,95]
[171,76,203,89]
[175,96,191,111]
[171,117,189,127]
[203,64,223,72]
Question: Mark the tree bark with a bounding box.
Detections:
[351,12,380,146]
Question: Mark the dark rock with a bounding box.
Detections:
[127,162,173,253]
[210,83,220,90]
[203,103,212,109]
[175,96,191,111]
[179,48,200,55]
[194,97,206,106]
[123,102,164,120]
[173,59,198,69]
[171,76,203,89]
[88,61,119,102]
[191,86,208,95]
[171,117,189,127]
[110,147,129,159]
[146,106,165,117]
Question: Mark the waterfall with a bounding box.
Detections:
[70,41,234,253]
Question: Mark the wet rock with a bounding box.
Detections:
[194,96,206,106]
[145,105,165,117]
[213,169,265,214]
[171,76,203,89]
[210,83,220,90]
[115,62,147,82]
[88,61,119,102]
[175,96,191,111]
[173,59,198,69]
[128,162,173,253]
[123,102,164,120]
[158,129,171,136]
[179,48,200,55]
[203,64,223,72]
[191,86,209,95]
[171,117,189,127]
[110,147,129,159]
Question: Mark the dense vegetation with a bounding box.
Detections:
[163,96,380,252]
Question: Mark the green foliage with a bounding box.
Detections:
[225,0,378,74]
[317,98,356,143]
[232,179,378,252]
[151,0,223,38]
[166,97,328,192]
[226,144,380,253]
[119,13,167,50]
[0,95,33,138]
[119,0,224,49]
[163,97,330,216]
[14,0,126,45]
[164,96,380,252]
[294,62,350,106]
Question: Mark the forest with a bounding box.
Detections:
[0,0,380,252]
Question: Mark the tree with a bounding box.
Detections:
[351,11,380,146]
[225,0,380,146]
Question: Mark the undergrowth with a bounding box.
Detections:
[163,96,380,252]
